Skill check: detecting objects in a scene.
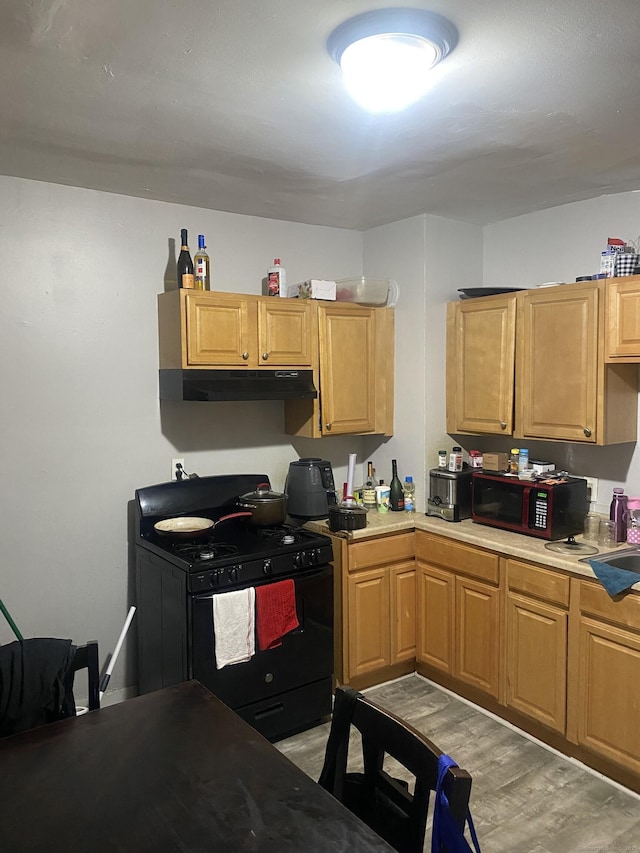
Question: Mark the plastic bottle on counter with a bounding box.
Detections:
[403,477,416,513]
[509,448,520,475]
[518,448,529,473]
[610,487,628,543]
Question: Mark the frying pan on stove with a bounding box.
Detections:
[153,511,251,540]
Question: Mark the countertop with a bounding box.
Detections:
[306,511,639,588]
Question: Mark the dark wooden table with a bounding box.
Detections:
[0,680,394,853]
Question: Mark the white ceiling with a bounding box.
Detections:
[3,0,640,230]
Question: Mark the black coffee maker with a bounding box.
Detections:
[286,458,337,519]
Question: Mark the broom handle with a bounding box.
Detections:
[0,599,23,641]
[99,606,136,699]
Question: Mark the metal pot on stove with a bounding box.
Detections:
[236,483,288,526]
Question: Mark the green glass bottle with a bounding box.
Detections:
[389,459,404,512]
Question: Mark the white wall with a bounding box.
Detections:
[0,176,364,693]
[484,191,640,510]
[363,215,483,508]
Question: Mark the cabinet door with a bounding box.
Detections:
[416,563,455,674]
[390,563,416,664]
[446,296,516,435]
[576,616,640,774]
[506,592,567,733]
[318,304,376,434]
[185,293,255,365]
[606,276,640,360]
[347,568,390,678]
[516,285,598,441]
[257,299,314,366]
[455,576,500,698]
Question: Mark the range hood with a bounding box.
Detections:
[159,369,318,402]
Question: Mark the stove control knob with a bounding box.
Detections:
[310,549,321,565]
[263,559,273,576]
[294,552,304,569]
[209,573,217,588]
[229,566,239,584]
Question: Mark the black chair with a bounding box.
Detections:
[0,639,100,737]
[319,686,474,853]
[65,641,101,712]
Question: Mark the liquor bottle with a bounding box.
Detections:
[362,462,377,509]
[177,229,195,289]
[389,459,404,512]
[268,258,286,296]
[193,234,210,291]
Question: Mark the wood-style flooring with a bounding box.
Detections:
[277,675,640,853]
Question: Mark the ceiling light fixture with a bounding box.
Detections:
[328,8,458,114]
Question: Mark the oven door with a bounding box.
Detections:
[191,564,333,712]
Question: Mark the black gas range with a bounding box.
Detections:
[134,474,334,741]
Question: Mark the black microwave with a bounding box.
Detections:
[471,472,588,540]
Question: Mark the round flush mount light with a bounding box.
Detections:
[327,8,458,113]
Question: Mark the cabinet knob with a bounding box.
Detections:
[262,352,269,361]
[583,427,592,437]
[500,421,507,430]
[325,423,332,431]
[242,352,249,361]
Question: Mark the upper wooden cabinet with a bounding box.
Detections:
[516,283,637,444]
[285,301,394,437]
[158,290,314,369]
[447,282,638,445]
[605,275,640,361]
[446,294,516,435]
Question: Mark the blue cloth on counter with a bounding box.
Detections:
[589,559,640,597]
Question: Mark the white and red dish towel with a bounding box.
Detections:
[212,580,299,669]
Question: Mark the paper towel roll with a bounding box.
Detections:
[346,453,357,500]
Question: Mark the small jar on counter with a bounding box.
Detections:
[448,446,463,472]
[438,450,447,469]
[469,450,483,469]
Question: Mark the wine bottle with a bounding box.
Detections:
[362,461,377,509]
[389,459,404,512]
[193,234,210,291]
[177,229,195,289]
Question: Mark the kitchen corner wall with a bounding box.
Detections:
[484,191,640,511]
[362,214,483,509]
[0,176,364,691]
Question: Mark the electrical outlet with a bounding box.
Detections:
[171,458,185,481]
[584,476,598,504]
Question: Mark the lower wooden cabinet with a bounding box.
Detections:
[333,526,640,793]
[340,533,415,687]
[347,567,390,678]
[416,563,454,674]
[456,575,500,698]
[571,580,640,776]
[416,532,500,700]
[504,559,569,734]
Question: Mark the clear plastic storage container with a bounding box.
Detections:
[335,277,392,306]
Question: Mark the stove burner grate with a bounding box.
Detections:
[172,539,239,563]
[258,526,308,546]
